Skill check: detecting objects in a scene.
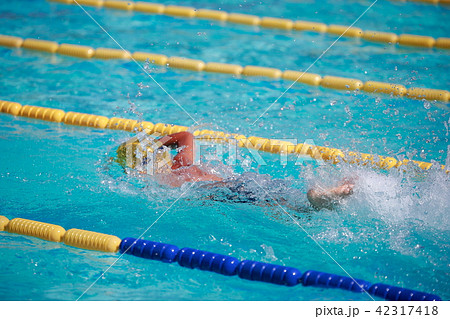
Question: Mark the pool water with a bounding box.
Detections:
[0,0,449,300]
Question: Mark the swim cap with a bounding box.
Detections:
[116,135,173,174]
[153,146,173,174]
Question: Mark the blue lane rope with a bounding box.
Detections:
[119,237,441,301]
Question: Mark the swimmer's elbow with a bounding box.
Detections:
[307,188,335,211]
[307,189,320,210]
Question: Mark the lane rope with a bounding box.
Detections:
[47,0,450,50]
[1,99,447,173]
[0,215,442,301]
[1,35,449,103]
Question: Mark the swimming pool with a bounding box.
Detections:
[0,0,449,301]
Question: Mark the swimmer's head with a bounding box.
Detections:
[152,147,173,174]
[116,136,173,174]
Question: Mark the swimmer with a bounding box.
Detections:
[118,131,354,211]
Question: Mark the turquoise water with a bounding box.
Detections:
[0,0,449,300]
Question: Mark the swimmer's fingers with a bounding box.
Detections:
[343,184,354,195]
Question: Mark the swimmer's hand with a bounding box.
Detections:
[307,180,355,210]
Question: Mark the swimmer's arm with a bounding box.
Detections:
[159,131,194,169]
[307,189,337,210]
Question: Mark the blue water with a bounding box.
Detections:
[0,0,449,300]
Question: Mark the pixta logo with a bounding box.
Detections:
[193,137,325,167]
[118,130,325,175]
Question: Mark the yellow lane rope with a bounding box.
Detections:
[0,99,447,172]
[48,0,450,50]
[0,215,121,253]
[0,35,448,103]
[392,0,450,7]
